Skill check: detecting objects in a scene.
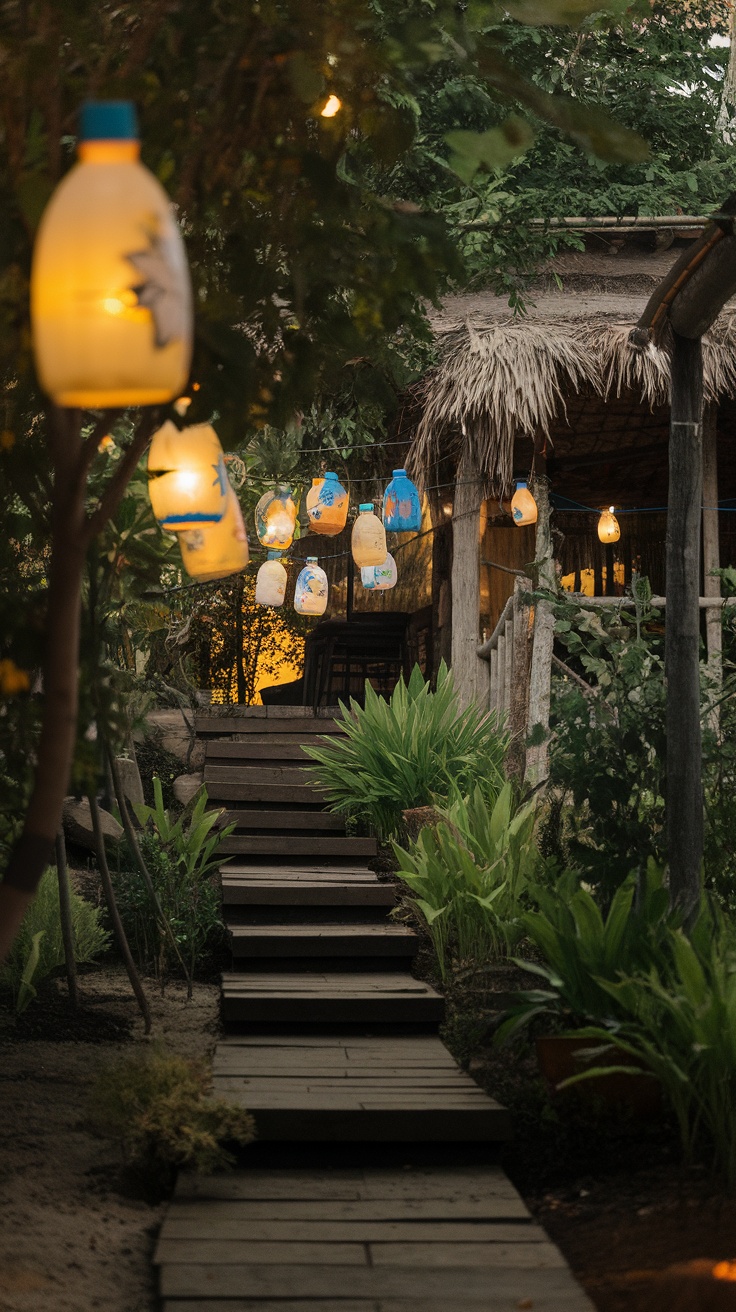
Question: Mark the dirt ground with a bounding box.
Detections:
[0,966,219,1312]
[4,959,736,1312]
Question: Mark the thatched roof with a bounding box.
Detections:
[407,286,736,496]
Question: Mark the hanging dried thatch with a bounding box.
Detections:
[407,296,736,496]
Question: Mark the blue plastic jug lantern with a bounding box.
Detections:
[382,469,421,533]
[306,470,349,536]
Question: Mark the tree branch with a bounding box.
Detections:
[83,409,161,543]
[78,411,122,479]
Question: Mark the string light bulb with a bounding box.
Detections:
[510,480,537,527]
[321,95,342,118]
[598,506,621,544]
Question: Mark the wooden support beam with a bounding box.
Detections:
[525,477,555,789]
[450,448,489,708]
[666,333,704,916]
[702,403,722,734]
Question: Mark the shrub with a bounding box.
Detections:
[134,731,186,810]
[0,866,110,1012]
[90,1049,256,1192]
[393,782,538,977]
[304,662,508,840]
[114,779,232,979]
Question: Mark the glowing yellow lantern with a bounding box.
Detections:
[177,485,249,581]
[255,485,297,549]
[511,481,538,527]
[148,420,228,531]
[598,506,621,545]
[351,503,387,568]
[321,95,342,118]
[31,100,192,407]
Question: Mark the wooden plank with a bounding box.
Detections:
[222,883,394,907]
[159,1263,595,1305]
[370,1241,565,1268]
[159,1219,543,1243]
[227,925,417,957]
[195,715,345,735]
[156,1239,368,1266]
[161,1302,374,1312]
[223,866,377,879]
[207,742,319,760]
[156,1237,560,1268]
[206,765,313,785]
[220,836,377,857]
[205,783,323,804]
[167,1196,531,1220]
[224,810,346,830]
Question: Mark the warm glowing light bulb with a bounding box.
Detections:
[713,1261,736,1282]
[174,469,200,494]
[321,94,342,118]
[598,505,621,545]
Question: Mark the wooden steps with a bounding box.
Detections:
[228,923,418,962]
[226,810,346,831]
[156,1165,595,1311]
[221,977,442,1027]
[220,835,376,860]
[222,875,395,909]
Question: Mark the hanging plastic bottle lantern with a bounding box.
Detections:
[31,101,192,408]
[598,506,621,545]
[177,485,249,581]
[511,481,538,527]
[147,420,228,531]
[306,471,349,536]
[352,503,387,568]
[361,553,397,592]
[382,469,421,533]
[294,557,328,616]
[255,484,296,549]
[256,551,288,607]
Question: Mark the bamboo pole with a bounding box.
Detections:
[525,477,555,788]
[702,403,722,734]
[451,448,489,708]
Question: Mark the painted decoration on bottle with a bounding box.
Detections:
[510,481,537,527]
[352,503,387,568]
[361,553,397,591]
[31,100,192,408]
[254,485,297,549]
[382,469,421,532]
[306,471,349,536]
[256,552,288,607]
[294,558,328,616]
[178,485,249,581]
[147,420,228,530]
[598,507,621,544]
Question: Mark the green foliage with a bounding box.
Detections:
[90,1049,256,1192]
[393,782,539,977]
[303,662,508,840]
[547,580,667,896]
[565,912,736,1190]
[496,861,676,1041]
[134,734,185,812]
[0,867,110,1012]
[114,780,232,979]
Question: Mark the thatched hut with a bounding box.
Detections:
[399,234,736,736]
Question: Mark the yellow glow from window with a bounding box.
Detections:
[321,94,342,118]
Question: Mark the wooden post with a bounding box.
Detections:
[451,448,489,707]
[506,576,533,782]
[702,403,722,732]
[525,476,555,788]
[666,332,704,916]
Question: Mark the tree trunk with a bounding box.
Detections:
[666,332,704,916]
[525,476,555,788]
[235,575,246,705]
[55,830,79,1008]
[88,791,152,1033]
[451,448,488,709]
[0,411,88,962]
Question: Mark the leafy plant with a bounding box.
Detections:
[496,862,677,1042]
[0,866,110,1012]
[393,782,538,977]
[564,914,736,1190]
[304,662,508,840]
[114,780,233,980]
[90,1049,256,1193]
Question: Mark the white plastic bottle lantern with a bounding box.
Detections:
[255,552,288,607]
[294,558,328,616]
[255,485,297,550]
[598,506,621,545]
[511,481,538,527]
[351,502,387,568]
[306,471,349,536]
[31,100,192,407]
[361,553,397,592]
[177,485,249,582]
[382,469,421,532]
[147,420,228,530]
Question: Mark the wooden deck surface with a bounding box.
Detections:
[155,710,593,1311]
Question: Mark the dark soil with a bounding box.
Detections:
[1,977,134,1044]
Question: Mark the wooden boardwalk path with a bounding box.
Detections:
[154,708,593,1311]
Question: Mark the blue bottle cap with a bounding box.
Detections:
[267,550,283,561]
[325,471,338,480]
[79,101,138,142]
[515,480,528,489]
[392,469,407,477]
[307,556,317,563]
[359,502,374,512]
